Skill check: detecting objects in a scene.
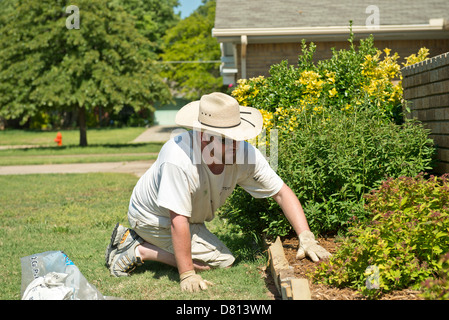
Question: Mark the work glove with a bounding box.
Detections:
[180,270,214,293]
[296,230,331,262]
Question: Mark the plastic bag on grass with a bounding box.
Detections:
[22,272,74,300]
[21,251,105,300]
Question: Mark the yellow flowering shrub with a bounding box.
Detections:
[259,109,274,131]
[403,47,430,67]
[231,76,266,107]
[221,34,434,239]
[231,38,429,130]
[359,47,427,118]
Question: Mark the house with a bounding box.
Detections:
[153,97,190,126]
[213,0,449,85]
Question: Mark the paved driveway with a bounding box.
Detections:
[132,125,182,143]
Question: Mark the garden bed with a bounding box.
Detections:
[281,236,424,300]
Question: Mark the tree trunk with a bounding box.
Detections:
[78,106,88,147]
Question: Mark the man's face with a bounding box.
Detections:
[201,132,239,165]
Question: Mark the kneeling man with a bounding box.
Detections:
[105,92,330,292]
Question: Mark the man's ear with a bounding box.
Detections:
[201,131,214,142]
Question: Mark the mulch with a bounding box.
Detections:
[278,236,424,300]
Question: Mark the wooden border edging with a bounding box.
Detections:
[266,236,311,300]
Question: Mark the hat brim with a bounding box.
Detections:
[175,100,263,141]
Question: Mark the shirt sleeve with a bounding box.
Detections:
[156,162,192,217]
[238,146,284,198]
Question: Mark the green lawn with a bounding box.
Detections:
[0,128,163,166]
[0,127,147,146]
[0,173,271,300]
[0,144,161,166]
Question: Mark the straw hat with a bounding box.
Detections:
[175,92,263,141]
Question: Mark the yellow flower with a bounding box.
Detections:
[326,71,336,84]
[329,88,338,97]
[260,109,273,128]
[313,106,323,114]
[403,47,430,67]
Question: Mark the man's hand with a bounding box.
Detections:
[296,230,331,262]
[180,270,214,293]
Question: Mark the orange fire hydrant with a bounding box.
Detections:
[54,132,62,146]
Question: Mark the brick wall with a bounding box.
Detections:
[237,39,449,79]
[402,52,449,174]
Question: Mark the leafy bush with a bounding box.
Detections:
[219,33,434,238]
[421,253,449,300]
[312,174,449,298]
[231,32,428,126]
[276,107,435,235]
[220,105,435,238]
[219,186,291,240]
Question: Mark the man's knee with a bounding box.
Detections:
[211,253,235,269]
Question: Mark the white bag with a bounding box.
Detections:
[22,272,73,300]
[21,251,105,300]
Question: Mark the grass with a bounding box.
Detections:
[0,127,147,146]
[0,144,162,165]
[0,173,272,300]
[0,128,164,166]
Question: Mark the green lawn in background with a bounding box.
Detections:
[0,128,164,166]
[0,127,147,146]
[0,173,271,300]
[0,144,161,166]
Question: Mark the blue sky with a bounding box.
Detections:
[176,0,203,18]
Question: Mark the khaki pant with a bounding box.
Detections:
[128,215,235,268]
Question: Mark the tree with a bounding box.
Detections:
[160,0,223,100]
[0,0,171,146]
[116,0,180,55]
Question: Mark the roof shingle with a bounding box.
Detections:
[215,0,449,29]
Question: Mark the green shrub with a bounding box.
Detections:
[220,106,435,238]
[231,33,420,125]
[219,186,290,241]
[279,107,435,235]
[312,174,449,298]
[219,32,434,238]
[421,253,449,300]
